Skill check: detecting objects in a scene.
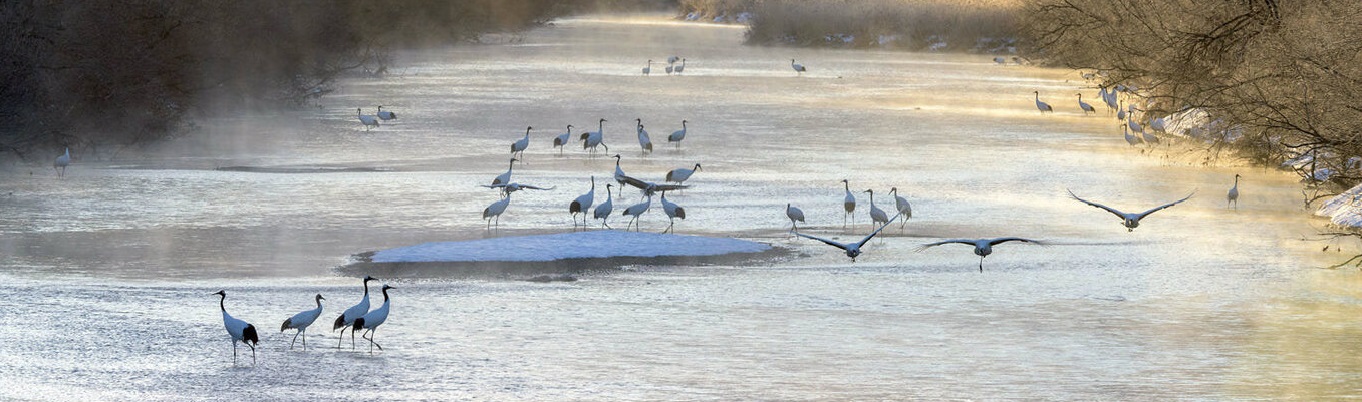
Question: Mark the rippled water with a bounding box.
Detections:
[2,14,1361,400]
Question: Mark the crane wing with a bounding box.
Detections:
[1067,189,1129,219]
[518,184,556,190]
[481,184,509,189]
[914,239,979,252]
[793,232,850,251]
[988,237,1045,246]
[853,212,900,248]
[651,183,690,193]
[1134,191,1195,219]
[619,174,651,191]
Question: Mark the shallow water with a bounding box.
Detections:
[2,14,1361,400]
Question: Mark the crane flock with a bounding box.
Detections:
[214,276,397,363]
[201,55,1253,365]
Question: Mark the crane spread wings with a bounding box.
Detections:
[914,239,979,252]
[793,232,850,251]
[619,174,689,194]
[1067,189,1130,219]
[618,174,650,190]
[1134,192,1195,218]
[989,237,1044,246]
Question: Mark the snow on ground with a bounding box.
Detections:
[370,230,771,263]
[1316,183,1362,228]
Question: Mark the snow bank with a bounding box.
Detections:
[370,230,771,263]
[1316,183,1362,228]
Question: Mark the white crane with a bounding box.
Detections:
[580,118,609,154]
[889,187,912,229]
[642,60,652,76]
[483,193,512,230]
[280,293,324,351]
[1127,107,1144,133]
[1033,91,1053,113]
[213,290,260,364]
[1101,86,1118,113]
[794,212,900,262]
[673,58,686,74]
[841,179,857,230]
[376,106,397,121]
[1141,129,1159,146]
[786,203,805,234]
[621,194,652,232]
[864,189,890,229]
[916,237,1046,272]
[665,61,675,75]
[635,119,653,154]
[357,108,380,130]
[665,163,701,184]
[553,125,573,155]
[351,284,393,353]
[54,147,70,177]
[332,275,376,349]
[1135,115,1158,145]
[660,191,685,234]
[1077,93,1095,115]
[570,176,595,227]
[1116,100,1127,121]
[491,158,518,186]
[612,154,628,196]
[1149,117,1168,133]
[791,59,807,75]
[1227,173,1240,210]
[1122,124,1141,147]
[667,120,688,149]
[594,184,614,229]
[1067,189,1194,232]
[482,182,554,196]
[511,126,531,160]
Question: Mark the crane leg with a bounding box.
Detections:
[301,329,307,351]
[363,329,383,352]
[979,257,984,273]
[290,331,300,350]
[338,329,346,349]
[249,343,256,364]
[232,341,238,363]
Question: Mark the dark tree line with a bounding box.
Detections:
[0,0,579,162]
[1023,0,1362,199]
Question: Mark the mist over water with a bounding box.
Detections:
[1,14,1360,400]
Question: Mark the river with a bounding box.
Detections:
[1,14,1359,400]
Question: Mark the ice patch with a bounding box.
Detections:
[370,230,771,263]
